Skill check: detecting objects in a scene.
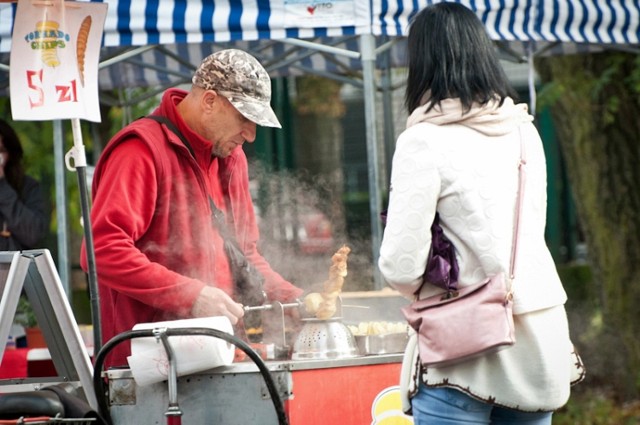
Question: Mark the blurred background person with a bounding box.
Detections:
[0,118,48,251]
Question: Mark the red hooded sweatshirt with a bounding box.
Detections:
[81,89,302,366]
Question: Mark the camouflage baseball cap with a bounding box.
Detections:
[192,49,281,128]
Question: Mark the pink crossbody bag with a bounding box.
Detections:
[401,131,526,367]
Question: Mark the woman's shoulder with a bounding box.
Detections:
[399,121,478,141]
[398,121,443,137]
[397,122,443,148]
[396,123,480,158]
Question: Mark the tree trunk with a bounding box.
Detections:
[536,52,640,399]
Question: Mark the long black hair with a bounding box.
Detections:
[0,118,26,194]
[405,2,517,115]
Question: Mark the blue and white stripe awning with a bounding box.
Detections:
[1,0,639,92]
[372,0,640,45]
[95,37,369,93]
[0,0,374,52]
[2,0,639,51]
[98,0,374,46]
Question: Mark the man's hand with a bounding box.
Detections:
[191,286,244,324]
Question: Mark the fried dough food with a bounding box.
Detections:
[76,15,92,86]
[304,244,351,320]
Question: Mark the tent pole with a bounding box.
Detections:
[53,120,70,296]
[360,34,383,290]
[527,43,537,116]
[380,36,395,187]
[65,118,102,354]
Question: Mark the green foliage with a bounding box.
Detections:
[535,52,640,400]
[592,55,624,125]
[555,389,640,425]
[536,81,564,108]
[294,76,346,118]
[15,296,38,328]
[557,264,594,302]
[628,56,640,93]
[537,52,640,130]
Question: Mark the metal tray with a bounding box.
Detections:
[355,333,409,355]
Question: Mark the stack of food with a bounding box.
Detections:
[303,245,351,320]
[347,321,410,355]
[347,321,409,336]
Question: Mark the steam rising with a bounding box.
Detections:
[249,161,374,293]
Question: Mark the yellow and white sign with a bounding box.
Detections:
[10,0,107,122]
[371,386,414,425]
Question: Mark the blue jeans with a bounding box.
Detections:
[412,384,553,425]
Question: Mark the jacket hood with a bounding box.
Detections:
[406,97,533,136]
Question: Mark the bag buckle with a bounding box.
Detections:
[440,290,459,301]
[504,290,514,304]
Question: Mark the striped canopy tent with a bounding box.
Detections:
[0,0,638,289]
[2,0,638,91]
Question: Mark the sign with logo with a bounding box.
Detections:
[284,0,356,28]
[10,0,107,122]
[370,386,414,425]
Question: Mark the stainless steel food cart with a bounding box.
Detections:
[107,353,411,424]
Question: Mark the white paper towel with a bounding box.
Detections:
[127,316,235,386]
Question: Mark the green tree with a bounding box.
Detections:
[536,52,640,400]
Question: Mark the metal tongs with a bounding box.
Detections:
[243,301,302,352]
[243,300,302,313]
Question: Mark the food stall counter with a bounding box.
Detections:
[107,354,413,424]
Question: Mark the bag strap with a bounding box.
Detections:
[146,115,196,158]
[207,197,244,252]
[416,127,527,299]
[509,127,526,281]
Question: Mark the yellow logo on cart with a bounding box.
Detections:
[371,386,413,425]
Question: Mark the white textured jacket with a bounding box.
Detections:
[378,98,567,314]
[377,98,583,413]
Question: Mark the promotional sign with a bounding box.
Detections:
[370,386,414,425]
[10,0,107,122]
[284,0,356,28]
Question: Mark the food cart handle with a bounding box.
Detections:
[154,327,183,425]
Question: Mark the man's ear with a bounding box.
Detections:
[202,90,219,112]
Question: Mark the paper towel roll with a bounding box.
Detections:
[127,316,235,386]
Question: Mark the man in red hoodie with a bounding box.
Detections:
[81,49,303,367]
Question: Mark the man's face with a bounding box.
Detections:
[204,93,257,158]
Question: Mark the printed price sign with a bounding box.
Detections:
[10,0,107,122]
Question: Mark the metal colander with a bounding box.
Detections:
[291,317,359,360]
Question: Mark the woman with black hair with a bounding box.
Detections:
[0,118,48,250]
[378,3,584,424]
